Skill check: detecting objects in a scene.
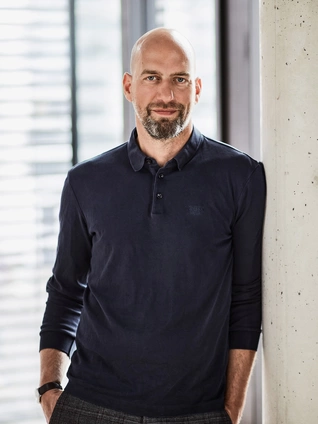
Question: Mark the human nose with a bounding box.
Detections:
[156,80,174,102]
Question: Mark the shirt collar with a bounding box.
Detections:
[127,127,203,172]
[173,127,203,170]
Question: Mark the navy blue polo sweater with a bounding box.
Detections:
[40,127,266,417]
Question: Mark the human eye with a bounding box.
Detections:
[145,75,158,81]
[176,77,186,83]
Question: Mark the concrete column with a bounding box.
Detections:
[260,1,318,423]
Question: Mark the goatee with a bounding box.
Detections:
[141,102,187,140]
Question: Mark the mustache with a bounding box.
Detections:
[147,102,184,111]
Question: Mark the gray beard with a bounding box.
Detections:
[141,103,187,140]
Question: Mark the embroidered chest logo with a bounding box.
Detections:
[188,205,204,216]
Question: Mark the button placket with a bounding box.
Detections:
[151,170,165,214]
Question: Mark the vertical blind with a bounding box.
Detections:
[0,1,71,422]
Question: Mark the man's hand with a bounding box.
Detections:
[41,389,63,423]
[225,405,238,424]
[224,349,257,424]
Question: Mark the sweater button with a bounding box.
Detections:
[156,193,163,199]
[158,173,164,179]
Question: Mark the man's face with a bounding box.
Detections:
[124,38,201,140]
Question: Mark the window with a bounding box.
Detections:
[76,0,123,161]
[0,1,72,422]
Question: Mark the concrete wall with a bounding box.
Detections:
[260,1,318,422]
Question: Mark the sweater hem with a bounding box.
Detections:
[65,381,224,418]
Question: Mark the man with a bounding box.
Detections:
[38,28,266,424]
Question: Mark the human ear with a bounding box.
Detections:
[194,77,202,103]
[123,72,133,102]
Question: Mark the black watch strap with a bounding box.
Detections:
[36,381,63,403]
[38,381,63,395]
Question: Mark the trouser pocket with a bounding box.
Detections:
[48,391,65,424]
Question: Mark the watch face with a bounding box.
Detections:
[35,388,41,403]
[35,382,63,404]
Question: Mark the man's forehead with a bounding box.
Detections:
[133,48,194,75]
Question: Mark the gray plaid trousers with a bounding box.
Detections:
[49,392,232,424]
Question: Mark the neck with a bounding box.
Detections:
[135,121,193,167]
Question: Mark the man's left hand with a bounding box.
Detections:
[225,405,241,424]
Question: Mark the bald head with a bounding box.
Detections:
[130,28,196,75]
[123,27,202,143]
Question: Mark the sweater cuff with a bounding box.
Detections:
[229,330,261,351]
[39,331,75,357]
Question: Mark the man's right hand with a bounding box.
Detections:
[41,389,63,423]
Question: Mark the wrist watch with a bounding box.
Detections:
[35,381,63,403]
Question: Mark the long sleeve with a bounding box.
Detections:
[40,175,92,356]
[229,162,266,350]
